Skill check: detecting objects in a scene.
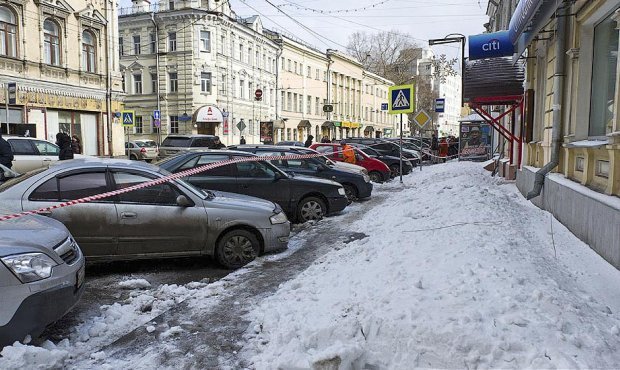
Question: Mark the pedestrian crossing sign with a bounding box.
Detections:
[122,111,135,127]
[388,84,415,114]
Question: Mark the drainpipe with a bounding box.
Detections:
[150,12,161,146]
[526,5,567,200]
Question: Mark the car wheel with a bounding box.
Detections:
[215,229,260,269]
[129,154,138,160]
[389,164,401,177]
[369,171,383,183]
[297,196,326,222]
[343,184,358,202]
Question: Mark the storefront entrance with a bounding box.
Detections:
[194,105,224,137]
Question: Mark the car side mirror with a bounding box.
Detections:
[274,171,285,181]
[176,195,193,207]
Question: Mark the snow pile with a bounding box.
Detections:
[118,278,152,290]
[242,161,620,369]
[0,341,68,370]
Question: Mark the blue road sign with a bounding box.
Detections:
[435,98,446,113]
[381,103,388,111]
[388,84,415,114]
[153,110,160,120]
[122,111,135,127]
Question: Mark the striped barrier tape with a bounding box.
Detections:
[0,150,358,222]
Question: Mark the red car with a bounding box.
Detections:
[310,143,391,183]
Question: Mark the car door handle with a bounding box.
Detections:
[121,212,137,219]
[43,158,52,162]
[38,210,52,216]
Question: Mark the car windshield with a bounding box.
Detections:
[162,137,191,147]
[143,141,157,147]
[134,142,148,148]
[0,167,47,193]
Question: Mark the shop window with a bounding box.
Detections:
[589,12,619,136]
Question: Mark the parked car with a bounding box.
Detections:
[345,138,421,165]
[310,143,391,183]
[158,150,349,223]
[229,145,372,201]
[288,146,369,175]
[4,136,88,173]
[276,141,304,147]
[159,135,217,159]
[0,159,290,269]
[349,143,414,177]
[384,138,431,161]
[126,140,158,162]
[0,211,85,347]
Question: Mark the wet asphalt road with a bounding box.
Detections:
[39,188,388,368]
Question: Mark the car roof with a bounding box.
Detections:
[46,157,159,172]
[178,148,255,156]
[164,134,215,138]
[132,139,156,142]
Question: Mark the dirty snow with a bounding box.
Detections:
[241,161,620,369]
[118,279,152,290]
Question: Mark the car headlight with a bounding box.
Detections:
[338,187,346,196]
[1,253,58,283]
[270,211,288,224]
[363,173,370,183]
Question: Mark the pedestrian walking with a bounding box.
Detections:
[0,135,14,169]
[431,134,439,164]
[210,136,226,149]
[340,140,356,164]
[304,135,314,148]
[439,137,448,163]
[321,136,331,143]
[71,135,82,154]
[56,132,74,160]
[240,136,246,145]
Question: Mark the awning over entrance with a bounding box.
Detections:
[298,120,311,128]
[463,57,525,102]
[193,105,224,123]
[364,125,374,132]
[321,121,335,128]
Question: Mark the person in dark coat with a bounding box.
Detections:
[56,132,74,160]
[210,136,226,149]
[240,136,246,145]
[71,135,82,154]
[304,135,314,148]
[321,136,331,143]
[0,135,14,169]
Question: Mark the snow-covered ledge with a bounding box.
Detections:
[564,139,609,148]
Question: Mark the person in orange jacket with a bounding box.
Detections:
[340,140,356,164]
[439,137,449,163]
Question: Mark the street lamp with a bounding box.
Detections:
[428,33,466,108]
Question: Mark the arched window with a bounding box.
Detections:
[0,6,17,57]
[82,30,96,73]
[43,19,60,66]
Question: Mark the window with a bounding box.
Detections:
[589,12,618,136]
[134,116,143,134]
[293,93,298,112]
[249,82,254,101]
[239,43,243,61]
[119,37,123,56]
[170,115,179,134]
[168,1,175,10]
[133,73,142,94]
[201,72,211,93]
[43,19,61,65]
[232,76,236,97]
[133,35,141,55]
[235,160,276,179]
[287,59,291,72]
[150,33,156,54]
[179,155,234,177]
[220,73,227,95]
[281,91,285,110]
[220,33,226,54]
[59,172,108,201]
[168,32,176,51]
[316,69,319,80]
[315,97,320,116]
[151,73,157,93]
[248,47,252,65]
[307,66,311,78]
[169,72,178,92]
[200,30,210,52]
[0,6,17,57]
[307,96,311,114]
[299,95,303,113]
[294,61,298,74]
[323,71,327,81]
[114,172,180,205]
[7,139,35,155]
[286,157,320,171]
[257,51,260,67]
[29,178,59,201]
[287,92,292,111]
[32,140,59,155]
[82,31,96,72]
[239,79,245,99]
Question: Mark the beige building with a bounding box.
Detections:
[0,0,124,156]
[361,71,395,138]
[119,0,278,146]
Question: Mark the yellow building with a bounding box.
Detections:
[0,0,124,156]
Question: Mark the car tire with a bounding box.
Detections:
[389,164,401,177]
[215,229,260,269]
[297,196,326,223]
[129,154,138,160]
[369,171,383,183]
[343,184,358,202]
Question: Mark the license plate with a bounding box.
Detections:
[76,265,85,289]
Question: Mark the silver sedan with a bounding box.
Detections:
[0,159,290,269]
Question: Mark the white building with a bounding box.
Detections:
[437,72,462,136]
[119,0,278,146]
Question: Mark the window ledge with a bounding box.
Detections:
[564,139,609,148]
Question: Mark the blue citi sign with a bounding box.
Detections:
[468,31,514,61]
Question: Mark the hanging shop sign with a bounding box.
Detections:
[468,31,514,60]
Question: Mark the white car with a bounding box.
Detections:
[5,136,88,174]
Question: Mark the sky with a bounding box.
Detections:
[118,0,490,60]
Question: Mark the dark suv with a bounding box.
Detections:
[351,144,413,177]
[345,138,421,165]
[229,145,373,201]
[158,150,349,223]
[159,135,217,159]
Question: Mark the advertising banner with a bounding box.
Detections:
[459,122,492,161]
[260,121,274,143]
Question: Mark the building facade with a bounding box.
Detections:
[437,72,462,136]
[119,0,278,146]
[0,0,124,155]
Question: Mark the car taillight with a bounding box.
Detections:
[140,148,146,153]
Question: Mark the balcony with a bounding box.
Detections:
[119,2,181,16]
